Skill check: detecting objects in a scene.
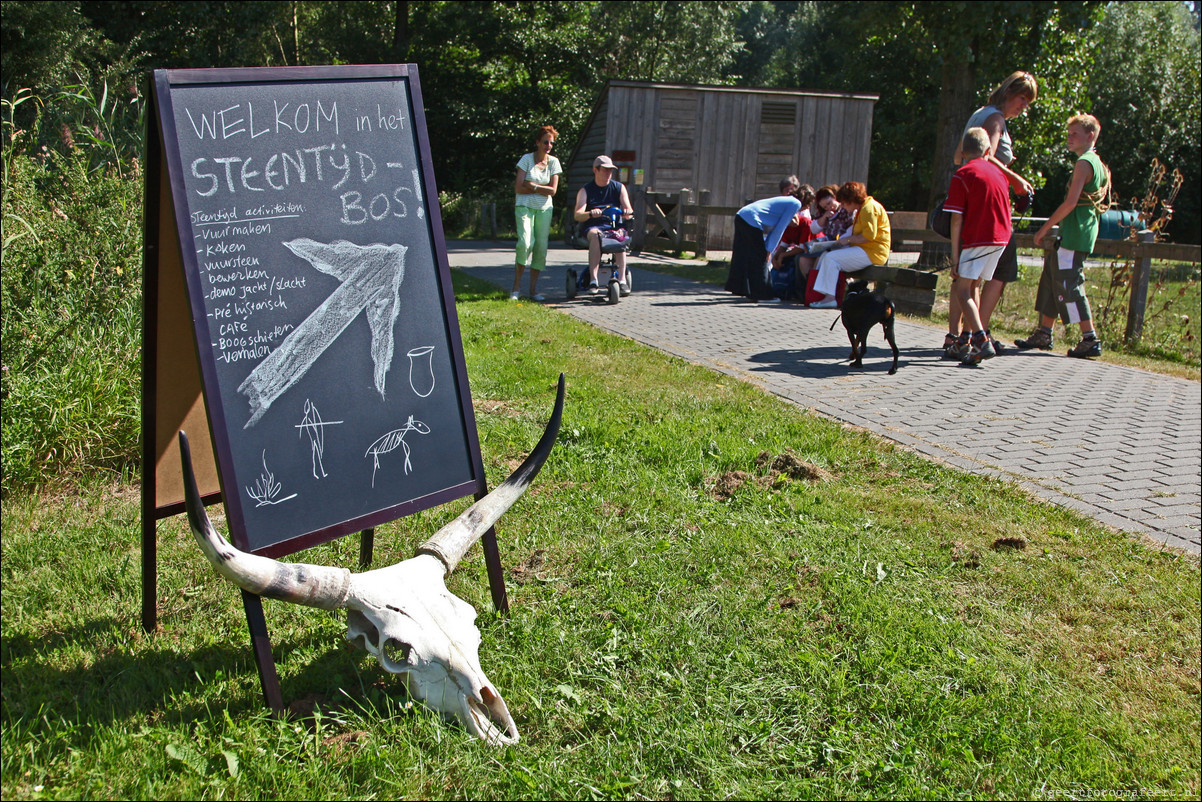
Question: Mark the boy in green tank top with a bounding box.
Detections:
[1018,114,1110,359]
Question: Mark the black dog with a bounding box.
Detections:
[829,280,899,374]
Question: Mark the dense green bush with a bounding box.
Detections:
[1,95,143,493]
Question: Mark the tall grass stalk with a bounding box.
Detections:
[1,87,143,494]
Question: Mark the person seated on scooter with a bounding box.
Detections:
[574,155,634,294]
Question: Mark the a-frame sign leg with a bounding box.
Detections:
[141,513,158,632]
[358,528,375,568]
[241,591,285,715]
[482,527,509,616]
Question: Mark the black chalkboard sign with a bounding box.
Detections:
[152,66,481,557]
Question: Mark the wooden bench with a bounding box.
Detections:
[858,263,940,316]
[859,212,941,316]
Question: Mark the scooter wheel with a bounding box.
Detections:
[566,269,577,299]
[607,280,620,305]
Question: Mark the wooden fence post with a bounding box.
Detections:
[675,188,690,256]
[479,202,496,239]
[697,189,710,259]
[1124,229,1156,345]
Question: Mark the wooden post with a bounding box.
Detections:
[1125,229,1156,345]
[479,202,496,239]
[675,188,689,256]
[697,189,710,259]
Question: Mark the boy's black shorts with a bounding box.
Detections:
[992,234,1018,283]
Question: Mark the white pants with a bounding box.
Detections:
[813,246,872,297]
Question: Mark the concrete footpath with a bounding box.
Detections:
[448,241,1201,554]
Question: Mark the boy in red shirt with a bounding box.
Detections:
[944,127,1013,364]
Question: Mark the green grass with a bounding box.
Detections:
[3,270,1198,800]
[2,119,144,495]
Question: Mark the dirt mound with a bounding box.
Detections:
[711,470,753,500]
[754,450,833,482]
[708,451,833,499]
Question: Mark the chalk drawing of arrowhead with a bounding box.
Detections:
[238,238,407,428]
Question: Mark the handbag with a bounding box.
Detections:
[928,194,952,239]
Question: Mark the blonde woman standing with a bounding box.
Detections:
[511,125,561,301]
[945,71,1038,356]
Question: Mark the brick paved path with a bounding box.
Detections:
[450,242,1201,554]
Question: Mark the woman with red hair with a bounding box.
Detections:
[511,124,561,301]
[809,182,891,309]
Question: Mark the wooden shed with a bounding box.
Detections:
[564,80,878,250]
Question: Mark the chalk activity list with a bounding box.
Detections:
[161,70,477,554]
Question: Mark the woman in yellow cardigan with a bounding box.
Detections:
[809,182,891,309]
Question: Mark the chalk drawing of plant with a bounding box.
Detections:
[245,450,299,507]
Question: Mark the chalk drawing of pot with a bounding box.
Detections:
[407,345,436,397]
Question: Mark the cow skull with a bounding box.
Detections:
[179,375,564,745]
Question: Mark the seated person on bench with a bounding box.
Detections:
[574,154,634,294]
[809,181,891,309]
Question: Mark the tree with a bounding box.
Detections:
[2,1,103,94]
[728,1,1103,219]
[846,2,1101,212]
[592,1,747,84]
[1088,1,1200,243]
[77,1,297,71]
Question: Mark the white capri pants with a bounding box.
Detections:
[813,245,873,297]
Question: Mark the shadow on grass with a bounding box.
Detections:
[1,617,412,736]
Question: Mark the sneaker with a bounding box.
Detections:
[1067,337,1102,359]
[531,293,546,302]
[509,291,520,301]
[619,281,631,297]
[986,330,1005,355]
[946,339,970,361]
[588,281,600,295]
[942,334,959,360]
[1015,328,1053,350]
[810,297,838,309]
[961,334,997,365]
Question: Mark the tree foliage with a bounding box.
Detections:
[1088,1,1200,242]
[0,0,1197,241]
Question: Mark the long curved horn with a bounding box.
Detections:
[417,373,564,574]
[179,431,352,609]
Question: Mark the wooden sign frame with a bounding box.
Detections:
[140,65,507,712]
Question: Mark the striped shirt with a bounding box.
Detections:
[515,153,562,211]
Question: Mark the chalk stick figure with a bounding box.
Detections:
[295,399,343,479]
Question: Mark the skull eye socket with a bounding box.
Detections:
[383,638,412,665]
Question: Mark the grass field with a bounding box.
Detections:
[2,270,1198,800]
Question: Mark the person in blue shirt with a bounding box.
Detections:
[725,178,803,303]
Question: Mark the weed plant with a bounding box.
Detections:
[2,271,1198,800]
[950,256,1201,369]
[1,88,144,494]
